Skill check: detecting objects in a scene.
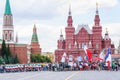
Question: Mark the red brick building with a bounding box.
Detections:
[55,4,115,62]
[0,0,41,63]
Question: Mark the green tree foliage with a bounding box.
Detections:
[14,55,19,64]
[45,56,51,62]
[3,55,8,64]
[1,40,19,64]
[5,45,12,64]
[0,57,5,64]
[6,45,11,57]
[1,40,7,57]
[31,54,51,63]
[8,56,14,64]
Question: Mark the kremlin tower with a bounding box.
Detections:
[3,0,14,42]
[0,0,28,63]
[30,24,41,54]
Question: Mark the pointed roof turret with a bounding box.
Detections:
[30,24,41,54]
[67,2,73,27]
[5,0,12,14]
[59,29,64,40]
[33,24,37,33]
[105,28,108,35]
[69,2,71,16]
[104,28,110,40]
[94,2,100,26]
[31,24,39,42]
[96,2,99,15]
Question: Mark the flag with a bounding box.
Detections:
[105,48,111,62]
[84,45,92,61]
[69,55,73,61]
[99,49,105,59]
[92,57,103,61]
[83,55,88,61]
[77,56,83,61]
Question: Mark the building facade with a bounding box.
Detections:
[55,4,115,62]
[0,0,41,63]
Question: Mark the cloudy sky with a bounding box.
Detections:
[0,0,120,52]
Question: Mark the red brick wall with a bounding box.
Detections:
[15,45,28,64]
[0,43,28,64]
[30,42,41,54]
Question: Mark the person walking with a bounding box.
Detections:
[112,61,115,71]
[115,62,118,71]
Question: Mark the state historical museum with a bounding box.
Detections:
[55,4,115,62]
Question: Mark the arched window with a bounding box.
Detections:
[96,43,99,49]
[82,43,85,49]
[68,43,71,49]
[86,42,88,47]
[10,33,11,40]
[5,34,7,40]
[78,43,81,48]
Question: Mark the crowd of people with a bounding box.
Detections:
[0,61,120,73]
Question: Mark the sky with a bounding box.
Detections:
[0,0,120,52]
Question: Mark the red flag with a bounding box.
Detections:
[84,45,92,61]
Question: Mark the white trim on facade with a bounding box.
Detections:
[75,24,92,34]
[3,27,14,31]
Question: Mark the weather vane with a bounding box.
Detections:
[96,2,98,9]
[106,28,109,34]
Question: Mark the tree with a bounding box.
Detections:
[0,57,5,64]
[6,45,11,57]
[14,55,19,64]
[30,54,51,63]
[1,40,7,57]
[1,40,19,64]
[6,45,12,64]
[45,56,51,62]
[3,55,7,64]
[8,56,14,64]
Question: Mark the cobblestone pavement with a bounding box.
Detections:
[0,71,120,80]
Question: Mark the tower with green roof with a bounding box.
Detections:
[3,0,14,42]
[30,24,41,54]
[5,0,12,14]
[31,25,39,43]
